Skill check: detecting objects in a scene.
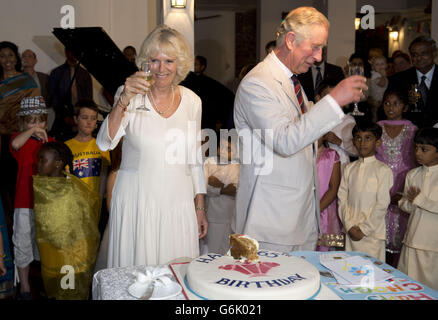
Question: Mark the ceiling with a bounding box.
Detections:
[194,0,430,13]
[195,0,257,11]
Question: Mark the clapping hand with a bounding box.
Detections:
[348,226,365,241]
[208,176,225,189]
[324,132,342,146]
[406,186,421,203]
[221,184,237,197]
[391,193,403,206]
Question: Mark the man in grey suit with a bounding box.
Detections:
[233,7,367,252]
[21,49,55,130]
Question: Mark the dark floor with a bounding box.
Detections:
[28,261,47,300]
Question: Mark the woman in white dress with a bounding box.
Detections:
[96,25,207,268]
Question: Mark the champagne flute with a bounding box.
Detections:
[348,64,365,116]
[409,84,421,113]
[136,62,153,111]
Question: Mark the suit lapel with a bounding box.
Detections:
[282,79,302,115]
[264,55,302,116]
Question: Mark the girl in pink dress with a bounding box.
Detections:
[376,90,417,267]
[316,135,344,251]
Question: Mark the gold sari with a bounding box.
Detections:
[33,173,101,300]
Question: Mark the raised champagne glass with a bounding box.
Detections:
[348,64,365,116]
[136,62,152,111]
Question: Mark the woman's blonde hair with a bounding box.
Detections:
[136,24,193,85]
[276,7,329,47]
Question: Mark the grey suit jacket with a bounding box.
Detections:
[37,71,49,103]
[233,52,345,246]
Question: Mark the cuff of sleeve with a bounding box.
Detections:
[357,223,370,237]
[107,126,126,150]
[192,166,207,195]
[413,192,426,208]
[325,94,345,121]
[343,220,354,235]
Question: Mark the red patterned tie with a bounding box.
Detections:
[291,74,306,114]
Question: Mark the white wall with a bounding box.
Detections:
[258,0,313,61]
[162,0,195,60]
[195,10,235,85]
[327,0,356,68]
[0,0,157,108]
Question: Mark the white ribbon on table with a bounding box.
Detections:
[128,267,173,299]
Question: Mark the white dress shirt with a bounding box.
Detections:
[416,65,435,89]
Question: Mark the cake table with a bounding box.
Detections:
[92,251,438,300]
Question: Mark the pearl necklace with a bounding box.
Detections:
[149,85,174,115]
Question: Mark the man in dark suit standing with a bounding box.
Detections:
[21,49,54,130]
[48,48,93,141]
[298,47,345,102]
[180,55,235,132]
[386,36,438,128]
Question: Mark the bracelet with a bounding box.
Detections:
[117,100,127,112]
[195,207,206,212]
[0,253,5,259]
[119,94,128,109]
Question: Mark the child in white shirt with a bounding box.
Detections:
[338,121,393,260]
[398,127,438,291]
[200,138,239,255]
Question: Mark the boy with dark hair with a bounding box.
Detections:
[65,99,110,198]
[338,120,393,260]
[398,127,438,290]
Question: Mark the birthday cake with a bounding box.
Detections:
[186,250,321,300]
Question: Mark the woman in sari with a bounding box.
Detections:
[0,41,40,135]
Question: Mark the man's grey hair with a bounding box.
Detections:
[276,7,329,47]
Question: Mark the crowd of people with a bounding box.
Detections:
[0,6,437,300]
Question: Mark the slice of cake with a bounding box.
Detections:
[229,234,259,262]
